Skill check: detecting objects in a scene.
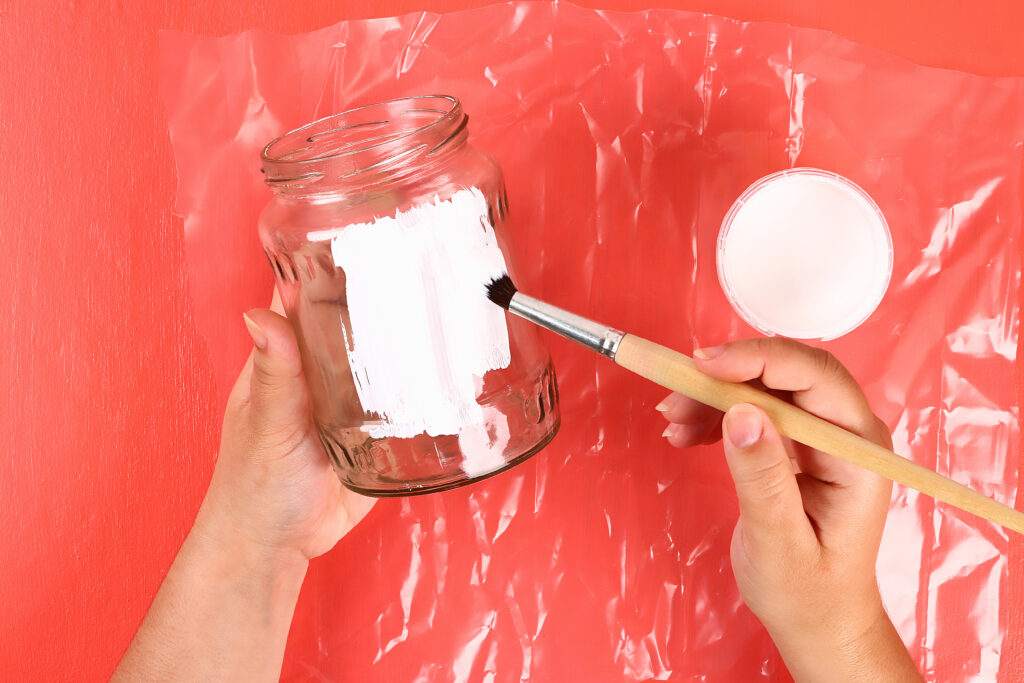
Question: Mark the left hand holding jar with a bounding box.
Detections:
[198,290,376,564]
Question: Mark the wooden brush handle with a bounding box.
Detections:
[614,334,1024,535]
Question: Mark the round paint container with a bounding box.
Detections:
[717,168,892,340]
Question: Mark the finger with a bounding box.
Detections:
[796,472,892,551]
[242,308,312,454]
[270,286,285,315]
[694,338,881,485]
[338,487,379,537]
[224,351,256,415]
[223,288,290,416]
[722,404,816,555]
[655,391,721,426]
[694,338,873,431]
[662,419,721,449]
[702,422,723,445]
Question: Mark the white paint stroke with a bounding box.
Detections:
[322,187,511,439]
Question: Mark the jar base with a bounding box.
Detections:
[318,362,560,497]
[340,417,560,498]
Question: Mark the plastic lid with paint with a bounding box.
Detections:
[716,168,893,340]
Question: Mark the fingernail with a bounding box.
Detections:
[655,393,676,412]
[243,312,268,350]
[694,345,725,360]
[726,404,763,448]
[662,424,678,439]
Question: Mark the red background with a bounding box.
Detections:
[3,1,1024,681]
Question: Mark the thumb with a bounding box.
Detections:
[242,309,312,445]
[722,404,814,554]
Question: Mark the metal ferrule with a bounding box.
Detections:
[508,293,625,359]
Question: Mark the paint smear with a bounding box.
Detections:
[310,187,511,439]
[458,407,511,476]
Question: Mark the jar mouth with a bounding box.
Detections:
[260,95,467,191]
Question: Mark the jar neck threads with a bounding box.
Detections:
[261,95,468,196]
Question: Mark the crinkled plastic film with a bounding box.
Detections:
[160,3,1024,680]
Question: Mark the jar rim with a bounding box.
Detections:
[260,95,466,191]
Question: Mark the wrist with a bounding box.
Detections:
[757,581,883,649]
[766,595,918,682]
[192,482,310,582]
[120,473,310,683]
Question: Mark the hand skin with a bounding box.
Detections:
[112,321,920,681]
[658,338,922,682]
[113,298,375,682]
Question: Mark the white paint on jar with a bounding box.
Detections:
[457,407,511,476]
[310,187,511,439]
[717,169,893,340]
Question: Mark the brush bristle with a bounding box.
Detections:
[485,273,518,310]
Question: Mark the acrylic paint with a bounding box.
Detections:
[310,187,511,439]
[717,169,892,340]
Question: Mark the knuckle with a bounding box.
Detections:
[870,416,894,449]
[736,460,792,501]
[812,347,842,377]
[756,468,792,502]
[250,368,289,395]
[767,335,801,356]
[753,336,774,359]
[765,336,808,369]
[245,417,309,461]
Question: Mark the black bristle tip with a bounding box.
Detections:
[485,274,517,310]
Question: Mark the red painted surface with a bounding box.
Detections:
[2,1,1023,681]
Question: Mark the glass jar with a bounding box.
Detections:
[258,95,559,496]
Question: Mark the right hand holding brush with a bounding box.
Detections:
[658,337,922,682]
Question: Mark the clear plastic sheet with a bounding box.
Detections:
[160,3,1024,680]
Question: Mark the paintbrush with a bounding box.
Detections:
[484,274,1024,536]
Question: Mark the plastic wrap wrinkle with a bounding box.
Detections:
[160,3,1024,681]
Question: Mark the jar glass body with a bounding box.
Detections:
[258,96,559,496]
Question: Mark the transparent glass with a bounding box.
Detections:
[258,96,559,496]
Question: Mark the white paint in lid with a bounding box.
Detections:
[311,187,512,439]
[717,169,893,340]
